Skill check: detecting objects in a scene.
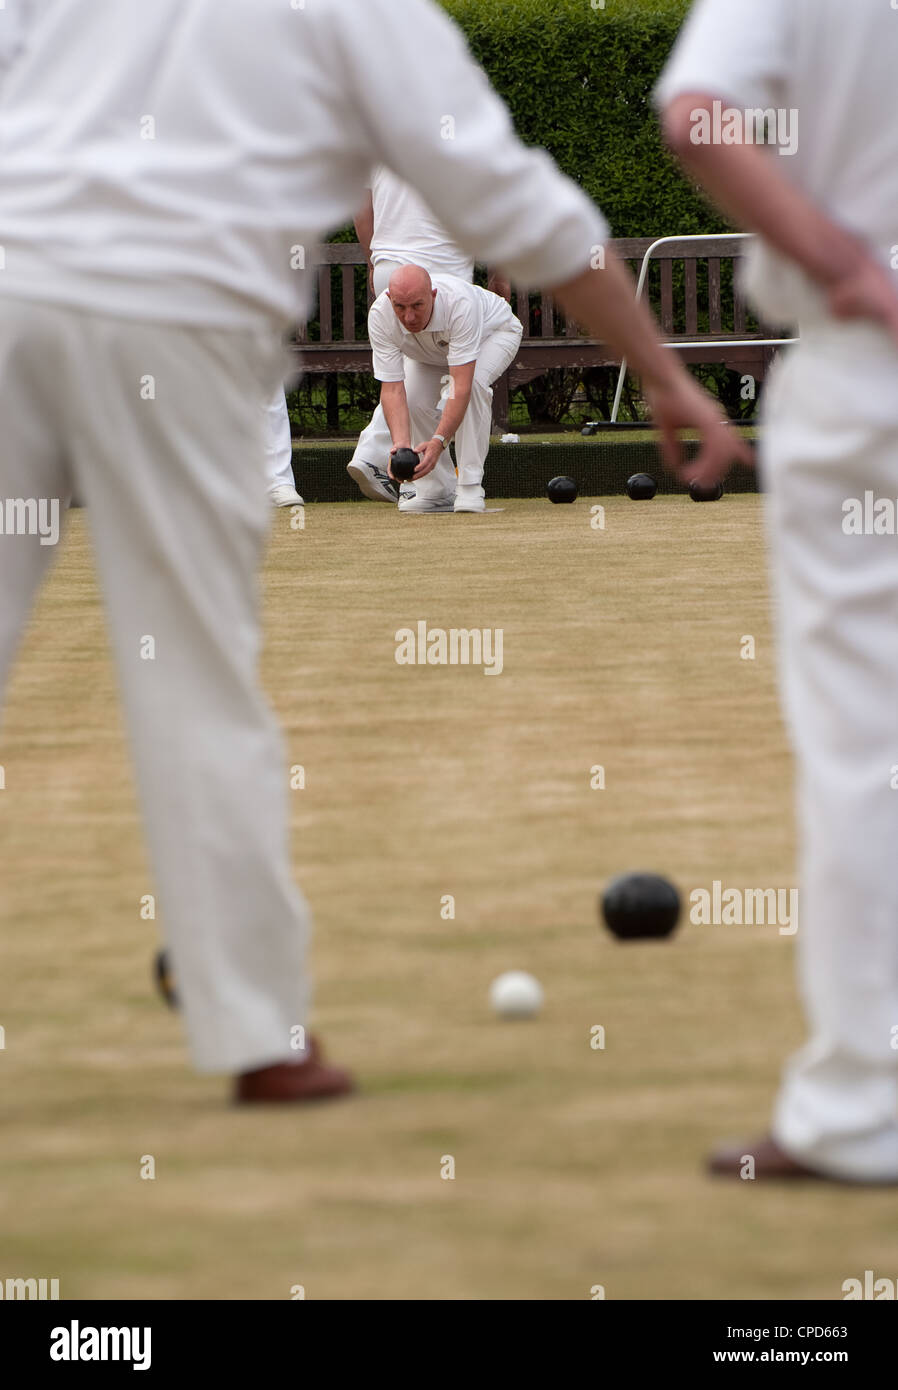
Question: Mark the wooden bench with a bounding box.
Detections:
[292,237,778,428]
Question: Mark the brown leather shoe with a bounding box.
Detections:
[235,1037,354,1104]
[708,1135,824,1180]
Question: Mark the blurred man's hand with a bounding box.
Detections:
[827,255,898,347]
[646,376,753,487]
[487,272,512,302]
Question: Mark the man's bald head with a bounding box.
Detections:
[388,264,436,333]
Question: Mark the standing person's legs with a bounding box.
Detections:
[371,260,403,300]
[264,387,303,506]
[50,305,347,1087]
[397,360,457,513]
[0,301,72,701]
[453,322,522,511]
[347,259,407,503]
[760,341,898,1181]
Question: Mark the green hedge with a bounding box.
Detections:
[440,0,720,239]
[289,438,760,503]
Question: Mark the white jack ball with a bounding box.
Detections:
[489,971,543,1019]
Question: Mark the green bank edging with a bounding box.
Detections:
[290,442,759,503]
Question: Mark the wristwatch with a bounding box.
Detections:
[433,433,448,446]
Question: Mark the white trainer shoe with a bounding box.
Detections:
[347,459,399,503]
[270,484,304,507]
[398,451,456,511]
[398,491,455,513]
[454,484,486,513]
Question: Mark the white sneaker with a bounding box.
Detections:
[398,491,455,513]
[347,459,399,503]
[454,484,486,513]
[270,484,304,507]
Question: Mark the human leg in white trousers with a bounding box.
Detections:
[398,321,523,514]
[760,335,898,1182]
[265,387,304,507]
[0,299,351,1100]
[347,259,409,503]
[394,360,459,512]
[453,323,522,510]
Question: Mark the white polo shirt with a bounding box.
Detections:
[368,275,520,382]
[371,166,474,282]
[0,0,607,334]
[654,0,898,331]
[0,0,31,80]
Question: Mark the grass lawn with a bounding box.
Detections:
[0,494,889,1301]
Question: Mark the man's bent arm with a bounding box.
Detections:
[354,192,376,292]
[354,192,375,261]
[381,380,411,451]
[662,93,898,342]
[487,272,511,302]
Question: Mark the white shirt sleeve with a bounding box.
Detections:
[446,295,483,366]
[0,0,29,84]
[367,298,405,383]
[654,0,793,112]
[320,0,608,289]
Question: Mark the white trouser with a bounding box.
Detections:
[264,387,296,493]
[402,323,523,495]
[372,259,404,299]
[0,299,310,1074]
[762,326,898,1180]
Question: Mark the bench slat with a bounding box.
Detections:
[660,261,674,335]
[611,235,748,260]
[309,237,748,267]
[734,284,746,334]
[318,266,333,344]
[540,293,554,339]
[685,260,698,336]
[708,258,722,333]
[315,243,372,264]
[342,265,356,341]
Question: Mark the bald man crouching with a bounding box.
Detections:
[368,264,523,512]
